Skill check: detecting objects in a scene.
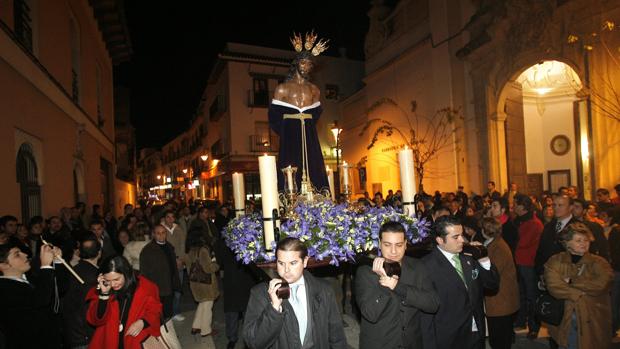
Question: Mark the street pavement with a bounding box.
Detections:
[170,277,554,349]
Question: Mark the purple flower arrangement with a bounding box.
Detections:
[222,200,430,265]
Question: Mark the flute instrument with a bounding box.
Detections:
[41,238,85,284]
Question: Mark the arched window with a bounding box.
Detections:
[16,143,41,222]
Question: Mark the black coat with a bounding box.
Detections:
[0,269,61,349]
[502,219,519,254]
[243,271,347,349]
[582,220,610,261]
[140,241,181,297]
[534,217,578,276]
[355,256,440,349]
[419,248,499,349]
[61,260,99,346]
[213,239,258,312]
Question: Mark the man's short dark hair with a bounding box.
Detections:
[433,215,462,240]
[0,244,14,264]
[276,237,308,260]
[488,181,496,187]
[432,206,450,216]
[379,221,406,240]
[573,198,588,209]
[597,188,610,196]
[615,184,620,192]
[514,194,533,211]
[79,233,101,259]
[164,209,175,217]
[89,219,104,228]
[28,215,44,228]
[0,215,18,228]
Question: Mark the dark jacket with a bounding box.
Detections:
[243,271,347,349]
[140,241,181,297]
[61,260,99,346]
[534,217,579,275]
[581,220,609,261]
[0,269,61,349]
[213,238,258,312]
[608,226,620,271]
[355,256,440,349]
[419,247,500,349]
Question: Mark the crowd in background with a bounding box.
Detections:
[2,180,620,348]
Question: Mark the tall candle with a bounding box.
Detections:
[258,155,279,250]
[326,166,335,201]
[232,172,245,217]
[398,147,417,216]
[341,161,350,188]
[285,165,294,192]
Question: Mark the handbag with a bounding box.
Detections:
[142,318,181,349]
[536,291,565,326]
[189,248,212,284]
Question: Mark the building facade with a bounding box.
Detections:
[0,0,132,220]
[341,0,620,199]
[138,42,364,203]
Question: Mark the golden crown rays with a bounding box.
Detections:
[289,30,329,56]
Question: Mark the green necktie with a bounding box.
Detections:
[452,254,467,286]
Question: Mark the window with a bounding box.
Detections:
[96,64,104,127]
[16,143,41,221]
[209,95,227,121]
[325,84,339,100]
[252,78,269,107]
[69,16,81,104]
[13,0,33,52]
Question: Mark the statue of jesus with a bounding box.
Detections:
[268,32,329,193]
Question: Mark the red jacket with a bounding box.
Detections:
[515,214,543,266]
[86,275,162,349]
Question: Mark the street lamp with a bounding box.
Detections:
[200,154,208,161]
[331,121,343,196]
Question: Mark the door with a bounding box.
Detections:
[504,82,528,192]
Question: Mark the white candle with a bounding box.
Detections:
[232,172,245,217]
[326,166,335,201]
[258,155,279,250]
[341,161,350,188]
[285,165,295,192]
[398,147,417,216]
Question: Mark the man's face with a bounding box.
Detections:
[510,183,518,192]
[2,220,17,235]
[572,202,585,219]
[597,191,610,202]
[567,187,577,198]
[90,224,104,239]
[153,227,167,243]
[30,223,43,236]
[489,201,504,218]
[436,225,465,254]
[124,205,134,215]
[487,182,495,191]
[164,213,175,225]
[0,247,31,274]
[182,207,190,216]
[49,218,62,232]
[449,201,460,213]
[380,232,406,263]
[276,249,308,284]
[553,196,572,219]
[297,59,313,78]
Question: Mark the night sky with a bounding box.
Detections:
[115,1,370,149]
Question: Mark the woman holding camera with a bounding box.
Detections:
[85,255,162,349]
[544,222,613,349]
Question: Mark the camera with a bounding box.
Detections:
[461,243,488,260]
[383,259,402,278]
[275,280,290,299]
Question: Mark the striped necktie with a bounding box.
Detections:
[452,254,467,287]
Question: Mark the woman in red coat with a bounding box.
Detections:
[86,255,162,349]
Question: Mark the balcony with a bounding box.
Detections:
[249,135,278,152]
[209,95,227,121]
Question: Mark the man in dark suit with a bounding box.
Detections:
[534,195,579,276]
[0,243,62,349]
[61,233,101,348]
[355,221,439,349]
[243,237,346,349]
[420,216,500,349]
[89,220,116,262]
[572,198,610,260]
[140,224,181,319]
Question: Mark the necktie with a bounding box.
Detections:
[555,220,563,233]
[452,254,467,287]
[290,284,307,344]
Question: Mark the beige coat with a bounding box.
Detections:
[123,240,149,270]
[544,252,613,349]
[163,223,187,264]
[485,237,520,316]
[188,246,220,302]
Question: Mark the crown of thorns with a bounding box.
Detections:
[289,30,329,56]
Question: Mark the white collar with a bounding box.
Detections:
[289,275,306,288]
[484,237,494,247]
[437,246,458,263]
[558,215,573,227]
[0,274,29,284]
[271,99,321,112]
[163,223,177,234]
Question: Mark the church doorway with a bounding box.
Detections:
[497,60,593,199]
